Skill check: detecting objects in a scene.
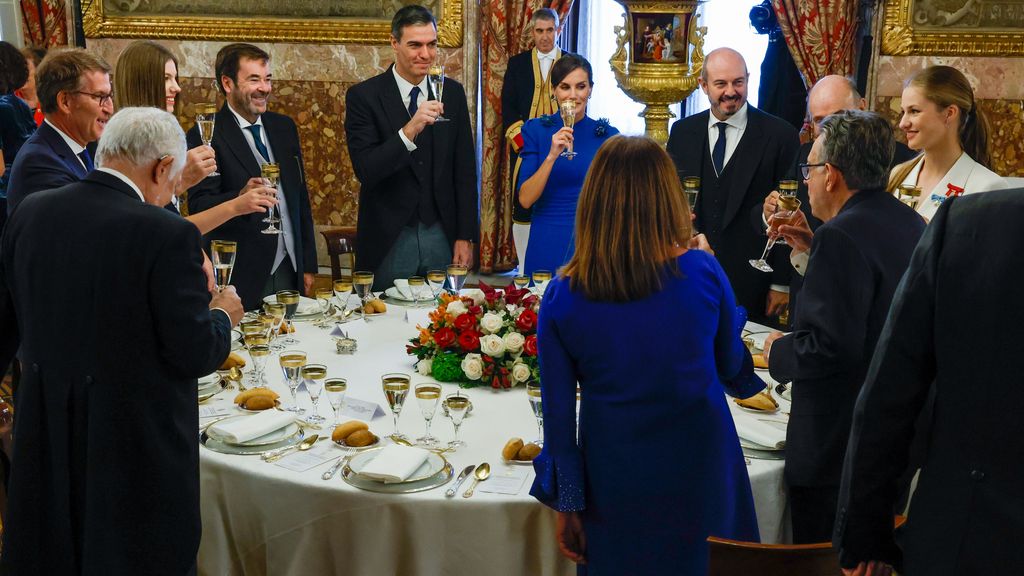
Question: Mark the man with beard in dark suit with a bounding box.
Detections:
[345,4,478,291]
[0,107,243,573]
[666,47,799,326]
[187,43,318,310]
[762,110,926,544]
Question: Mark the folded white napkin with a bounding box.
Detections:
[208,411,295,444]
[356,444,431,484]
[394,279,413,300]
[295,296,320,315]
[734,417,786,450]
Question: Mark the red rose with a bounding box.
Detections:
[433,327,456,349]
[516,309,538,331]
[458,330,480,351]
[454,313,476,332]
[468,305,483,316]
[524,334,538,356]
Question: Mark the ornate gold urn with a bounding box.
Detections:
[610,1,706,144]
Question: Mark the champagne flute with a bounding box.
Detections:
[408,276,426,308]
[750,198,802,273]
[527,383,544,446]
[248,344,271,388]
[333,278,353,320]
[532,269,552,296]
[263,302,286,350]
[301,364,328,425]
[444,392,471,448]
[209,240,237,291]
[196,104,219,177]
[276,290,300,344]
[414,383,442,447]
[240,320,268,384]
[260,162,282,235]
[774,180,799,245]
[352,271,374,322]
[428,65,449,122]
[683,176,700,217]
[446,264,468,296]
[426,269,446,304]
[325,378,348,426]
[315,288,333,329]
[279,351,307,413]
[381,373,411,441]
[559,99,577,159]
[898,184,922,209]
[513,275,530,291]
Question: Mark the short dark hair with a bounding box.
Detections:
[550,54,593,88]
[0,41,29,95]
[818,110,894,191]
[532,8,559,27]
[215,43,270,95]
[37,48,111,114]
[391,5,436,40]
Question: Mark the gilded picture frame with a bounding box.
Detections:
[882,0,1024,56]
[83,0,464,47]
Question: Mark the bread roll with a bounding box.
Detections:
[372,299,387,313]
[345,430,377,447]
[332,420,369,442]
[234,388,279,406]
[752,353,769,369]
[502,438,524,461]
[516,443,542,461]
[219,352,247,370]
[244,395,276,411]
[734,392,778,411]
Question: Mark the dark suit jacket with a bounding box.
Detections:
[186,105,317,310]
[6,121,88,215]
[667,106,799,323]
[344,65,478,274]
[835,188,1024,575]
[0,171,232,573]
[501,49,565,132]
[768,188,925,488]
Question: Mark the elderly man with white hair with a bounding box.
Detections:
[0,107,243,574]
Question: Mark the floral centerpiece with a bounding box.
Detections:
[407,281,541,389]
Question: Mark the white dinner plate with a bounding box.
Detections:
[211,416,301,447]
[261,295,321,316]
[348,448,448,484]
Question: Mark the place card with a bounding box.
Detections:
[339,397,386,421]
[199,405,233,418]
[406,308,432,327]
[478,466,530,496]
[274,443,342,472]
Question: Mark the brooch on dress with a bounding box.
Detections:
[594,118,610,137]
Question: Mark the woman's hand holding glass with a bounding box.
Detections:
[547,127,575,161]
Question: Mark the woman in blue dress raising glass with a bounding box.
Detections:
[516,55,618,277]
[530,135,764,575]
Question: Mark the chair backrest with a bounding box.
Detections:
[320,227,357,281]
[707,536,840,576]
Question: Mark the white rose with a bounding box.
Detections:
[461,353,483,380]
[416,358,433,376]
[479,334,506,357]
[445,300,468,316]
[503,332,525,354]
[480,312,505,335]
[511,362,532,383]
[462,289,486,306]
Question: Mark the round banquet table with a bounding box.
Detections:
[196,305,789,575]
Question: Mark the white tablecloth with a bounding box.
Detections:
[197,309,788,574]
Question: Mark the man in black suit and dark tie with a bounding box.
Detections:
[345,4,478,291]
[762,110,926,544]
[501,8,562,271]
[6,49,113,214]
[834,187,1024,576]
[187,43,318,310]
[666,48,799,326]
[0,107,243,573]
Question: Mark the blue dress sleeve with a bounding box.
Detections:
[708,254,766,399]
[529,278,585,512]
[516,118,545,193]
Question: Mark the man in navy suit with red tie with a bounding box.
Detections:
[6,49,113,215]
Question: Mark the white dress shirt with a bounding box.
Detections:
[227,105,298,275]
[392,66,431,152]
[706,103,749,172]
[537,48,557,80]
[45,119,88,170]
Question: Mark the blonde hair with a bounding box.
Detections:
[114,41,178,113]
[562,135,692,302]
[905,65,991,169]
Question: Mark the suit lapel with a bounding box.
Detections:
[39,123,87,179]
[216,105,262,177]
[379,66,428,188]
[721,108,766,228]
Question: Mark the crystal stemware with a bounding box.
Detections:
[444,392,471,448]
[325,378,348,426]
[426,269,446,304]
[446,264,468,295]
[300,363,327,425]
[278,351,307,413]
[352,271,374,323]
[527,383,544,446]
[414,383,442,447]
[428,64,449,122]
[559,100,577,159]
[531,269,552,296]
[196,104,219,177]
[275,290,300,344]
[381,373,411,441]
[260,162,282,235]
[408,276,426,308]
[209,240,236,291]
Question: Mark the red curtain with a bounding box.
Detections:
[771,0,858,89]
[478,1,573,273]
[20,0,68,47]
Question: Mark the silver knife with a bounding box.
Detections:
[446,465,476,498]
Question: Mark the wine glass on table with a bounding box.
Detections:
[196,104,219,177]
[260,162,281,235]
[300,364,328,425]
[263,302,286,350]
[444,392,471,449]
[408,276,426,308]
[209,240,236,291]
[513,275,530,291]
[415,383,442,447]
[773,180,799,245]
[276,290,300,344]
[531,270,552,296]
[426,270,446,304]
[325,378,348,426]
[240,320,268,385]
[750,197,802,273]
[527,383,544,446]
[428,65,449,122]
[446,264,468,296]
[559,100,578,159]
[314,288,333,329]
[352,271,374,322]
[248,344,271,388]
[333,278,353,320]
[381,373,411,442]
[278,351,307,413]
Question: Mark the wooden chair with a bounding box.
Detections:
[320,227,357,281]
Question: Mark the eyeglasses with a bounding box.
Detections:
[72,90,114,106]
[799,162,828,179]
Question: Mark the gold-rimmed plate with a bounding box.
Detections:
[341,462,453,494]
[217,420,301,447]
[346,447,448,484]
[333,436,381,451]
[502,457,535,467]
[201,427,305,455]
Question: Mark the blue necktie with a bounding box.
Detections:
[245,124,270,162]
[712,122,728,176]
[408,86,421,117]
[78,149,94,172]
